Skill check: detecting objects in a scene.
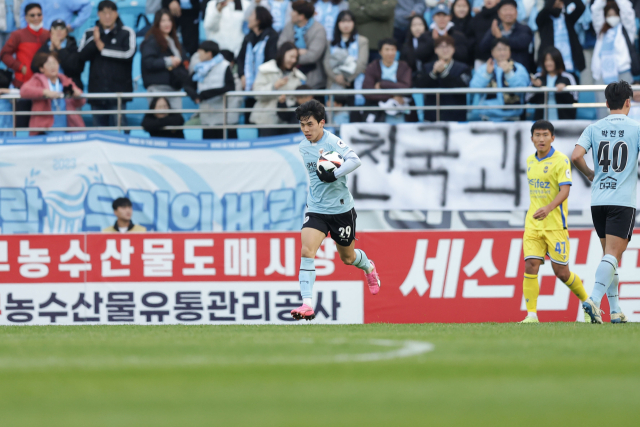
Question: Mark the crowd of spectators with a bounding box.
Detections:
[0,0,639,137]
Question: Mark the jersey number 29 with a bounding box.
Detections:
[597,140,628,173]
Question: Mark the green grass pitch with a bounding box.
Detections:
[1,323,639,426]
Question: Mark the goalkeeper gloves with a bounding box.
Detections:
[316,167,337,183]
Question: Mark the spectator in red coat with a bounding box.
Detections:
[20,52,85,136]
[0,3,49,88]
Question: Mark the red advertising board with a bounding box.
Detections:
[0,230,638,324]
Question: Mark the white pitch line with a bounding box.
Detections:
[0,340,435,369]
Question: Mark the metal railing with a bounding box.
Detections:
[0,84,623,138]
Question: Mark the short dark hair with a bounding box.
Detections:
[378,38,397,51]
[291,0,314,20]
[98,0,118,12]
[199,40,219,56]
[276,41,298,70]
[605,80,633,110]
[498,0,518,9]
[434,35,456,49]
[112,197,132,210]
[296,84,312,91]
[24,3,41,15]
[531,120,555,136]
[32,51,57,72]
[491,37,510,50]
[254,6,273,31]
[220,49,235,63]
[295,99,325,123]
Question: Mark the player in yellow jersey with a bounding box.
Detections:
[520,121,589,323]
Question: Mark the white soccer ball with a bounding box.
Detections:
[317,151,344,173]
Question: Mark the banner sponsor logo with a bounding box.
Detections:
[1,230,638,324]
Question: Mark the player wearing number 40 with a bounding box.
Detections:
[290,100,381,321]
[572,81,638,324]
[520,120,590,323]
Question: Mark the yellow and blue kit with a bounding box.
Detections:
[524,147,572,265]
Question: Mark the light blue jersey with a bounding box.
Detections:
[577,114,640,208]
[299,130,355,215]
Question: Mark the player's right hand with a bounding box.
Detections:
[316,167,337,183]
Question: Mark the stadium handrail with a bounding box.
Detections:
[0,84,628,137]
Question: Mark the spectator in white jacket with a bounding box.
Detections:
[204,0,251,57]
[591,0,637,117]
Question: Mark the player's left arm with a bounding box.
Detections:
[571,145,594,182]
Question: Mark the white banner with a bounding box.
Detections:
[0,133,308,233]
[340,121,616,211]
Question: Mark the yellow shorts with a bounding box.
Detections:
[523,228,570,265]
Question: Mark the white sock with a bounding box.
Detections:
[303,298,312,307]
[527,312,538,319]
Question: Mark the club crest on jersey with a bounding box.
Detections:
[543,166,549,173]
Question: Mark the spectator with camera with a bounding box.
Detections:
[278,0,327,89]
[78,1,136,128]
[20,52,85,136]
[32,19,84,90]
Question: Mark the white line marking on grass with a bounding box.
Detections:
[0,340,435,369]
[334,340,435,363]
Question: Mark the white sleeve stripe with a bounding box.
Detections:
[100,27,136,59]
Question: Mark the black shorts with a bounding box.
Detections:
[302,208,357,246]
[591,205,636,241]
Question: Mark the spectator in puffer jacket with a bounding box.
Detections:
[32,19,84,90]
[0,2,48,127]
[140,9,189,110]
[1,2,48,88]
[141,97,185,139]
[78,1,136,128]
[250,41,306,135]
[469,37,529,121]
[204,0,251,57]
[188,41,235,140]
[278,0,327,89]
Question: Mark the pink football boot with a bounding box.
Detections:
[291,304,316,321]
[365,261,381,295]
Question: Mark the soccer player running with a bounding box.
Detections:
[572,81,637,324]
[520,120,590,323]
[290,100,381,321]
